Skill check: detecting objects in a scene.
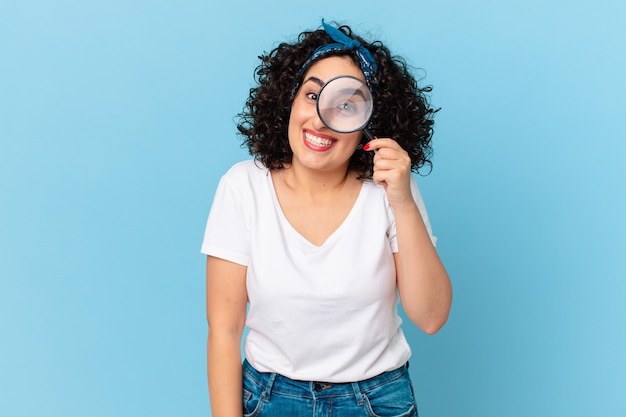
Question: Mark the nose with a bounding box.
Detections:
[311,110,329,132]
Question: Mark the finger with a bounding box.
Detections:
[373,148,406,162]
[373,150,411,169]
[373,159,408,174]
[363,138,399,152]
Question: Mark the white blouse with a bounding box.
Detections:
[201,160,435,382]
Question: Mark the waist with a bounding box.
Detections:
[242,359,410,399]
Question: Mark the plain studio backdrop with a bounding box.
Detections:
[1,1,624,416]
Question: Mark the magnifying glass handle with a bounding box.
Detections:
[359,128,375,149]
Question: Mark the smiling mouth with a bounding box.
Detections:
[304,131,335,147]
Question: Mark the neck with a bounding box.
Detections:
[279,163,354,195]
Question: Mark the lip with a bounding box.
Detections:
[302,129,336,152]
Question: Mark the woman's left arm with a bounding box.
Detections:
[365,138,452,334]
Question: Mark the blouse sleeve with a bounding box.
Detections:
[200,175,250,266]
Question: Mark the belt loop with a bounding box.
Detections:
[262,372,277,401]
[351,382,364,405]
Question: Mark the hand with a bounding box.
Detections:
[363,138,414,208]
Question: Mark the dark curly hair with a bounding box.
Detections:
[237,21,438,178]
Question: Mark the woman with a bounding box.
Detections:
[202,19,452,417]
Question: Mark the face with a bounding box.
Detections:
[288,55,366,174]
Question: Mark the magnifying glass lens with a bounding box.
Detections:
[317,76,373,133]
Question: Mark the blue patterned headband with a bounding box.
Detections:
[295,19,378,92]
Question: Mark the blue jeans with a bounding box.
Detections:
[242,359,418,417]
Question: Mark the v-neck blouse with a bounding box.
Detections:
[266,168,368,251]
[201,160,436,382]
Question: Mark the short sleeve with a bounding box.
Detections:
[200,175,250,266]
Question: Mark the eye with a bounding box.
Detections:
[337,101,357,112]
[306,92,318,101]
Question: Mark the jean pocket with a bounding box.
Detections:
[362,374,417,417]
[242,369,266,417]
[242,387,264,417]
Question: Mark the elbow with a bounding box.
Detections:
[421,316,448,335]
[207,321,245,341]
[406,308,450,335]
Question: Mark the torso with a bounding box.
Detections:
[202,160,423,382]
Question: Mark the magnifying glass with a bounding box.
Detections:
[317,75,375,142]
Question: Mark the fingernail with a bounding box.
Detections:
[363,143,370,151]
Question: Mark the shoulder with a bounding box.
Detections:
[223,159,268,178]
[214,160,273,208]
[360,178,389,203]
[220,159,269,186]
[361,175,426,204]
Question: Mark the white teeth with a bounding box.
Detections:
[304,132,333,147]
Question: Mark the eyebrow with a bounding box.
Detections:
[339,88,367,100]
[302,76,325,87]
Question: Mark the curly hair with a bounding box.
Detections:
[237,21,438,178]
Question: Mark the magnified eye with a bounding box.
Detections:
[337,101,357,112]
[316,76,373,133]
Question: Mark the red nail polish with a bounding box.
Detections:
[363,143,370,151]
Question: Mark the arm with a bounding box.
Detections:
[392,203,452,334]
[365,139,452,334]
[206,255,248,416]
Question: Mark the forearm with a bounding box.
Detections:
[207,328,244,417]
[393,201,452,334]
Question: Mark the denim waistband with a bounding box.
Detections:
[242,359,410,399]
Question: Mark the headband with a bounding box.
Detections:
[295,19,378,92]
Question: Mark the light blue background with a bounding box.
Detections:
[1,1,624,416]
